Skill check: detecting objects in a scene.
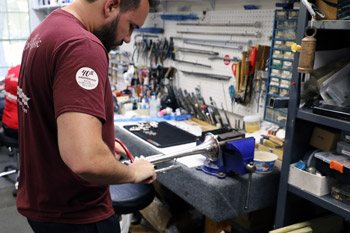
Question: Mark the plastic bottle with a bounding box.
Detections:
[149,95,157,117]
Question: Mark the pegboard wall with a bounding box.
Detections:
[119,1,279,127]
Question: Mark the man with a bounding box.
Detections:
[2,64,20,139]
[17,0,158,232]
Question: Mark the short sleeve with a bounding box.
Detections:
[52,38,109,122]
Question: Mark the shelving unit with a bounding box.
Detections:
[264,9,299,127]
[274,4,350,229]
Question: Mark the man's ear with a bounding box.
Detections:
[104,0,120,17]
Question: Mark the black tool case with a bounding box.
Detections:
[315,152,350,185]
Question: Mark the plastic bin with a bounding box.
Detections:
[315,151,350,185]
[288,162,337,196]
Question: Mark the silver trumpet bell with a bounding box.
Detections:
[146,133,220,165]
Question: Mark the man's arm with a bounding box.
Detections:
[57,112,156,185]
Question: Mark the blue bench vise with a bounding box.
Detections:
[197,137,255,179]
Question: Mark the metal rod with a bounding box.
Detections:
[155,165,181,173]
[185,40,242,50]
[172,36,252,46]
[147,133,220,164]
[208,56,239,62]
[0,170,16,177]
[177,22,261,28]
[173,58,212,68]
[181,70,231,80]
[175,47,219,56]
[177,31,262,38]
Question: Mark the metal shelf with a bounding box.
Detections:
[312,20,350,30]
[289,184,350,219]
[266,105,288,113]
[297,107,350,130]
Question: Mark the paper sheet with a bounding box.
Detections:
[177,154,206,168]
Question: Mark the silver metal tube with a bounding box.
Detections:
[173,59,212,68]
[181,70,231,80]
[0,170,16,177]
[177,22,261,28]
[176,47,219,56]
[177,31,262,38]
[208,56,239,62]
[147,133,220,164]
[172,36,252,46]
[185,40,242,50]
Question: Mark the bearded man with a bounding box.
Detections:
[17,1,158,232]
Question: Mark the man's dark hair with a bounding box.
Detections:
[85,0,159,12]
[120,0,159,12]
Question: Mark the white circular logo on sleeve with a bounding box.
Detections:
[75,67,99,90]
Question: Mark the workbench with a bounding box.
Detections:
[114,122,280,233]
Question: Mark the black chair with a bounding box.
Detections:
[0,130,19,197]
[110,183,155,216]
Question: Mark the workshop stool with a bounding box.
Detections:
[110,183,155,215]
[0,131,19,197]
[110,183,155,231]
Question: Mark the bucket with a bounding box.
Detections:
[254,151,278,173]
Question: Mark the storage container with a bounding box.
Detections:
[288,162,337,196]
[243,115,260,133]
[331,183,350,205]
[315,151,350,185]
[254,151,278,173]
[336,140,350,157]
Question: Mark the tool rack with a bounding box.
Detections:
[274,3,350,228]
[264,9,299,127]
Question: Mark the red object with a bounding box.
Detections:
[231,63,236,76]
[248,47,258,75]
[330,160,344,173]
[224,54,231,66]
[115,138,134,163]
[2,64,20,129]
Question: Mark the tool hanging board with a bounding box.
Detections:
[119,3,275,119]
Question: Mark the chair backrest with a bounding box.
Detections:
[0,131,18,148]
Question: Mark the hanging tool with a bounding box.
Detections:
[172,37,252,46]
[298,26,317,74]
[177,22,261,28]
[296,0,318,86]
[177,31,262,38]
[175,47,219,56]
[181,70,231,81]
[135,27,164,34]
[185,40,242,50]
[221,103,231,128]
[243,46,258,104]
[160,14,198,21]
[210,97,224,128]
[235,61,241,94]
[234,51,247,104]
[208,56,239,62]
[173,58,212,68]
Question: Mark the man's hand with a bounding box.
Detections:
[129,157,156,184]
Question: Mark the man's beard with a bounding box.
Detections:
[93,15,122,52]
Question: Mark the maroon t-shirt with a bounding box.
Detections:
[17,9,115,224]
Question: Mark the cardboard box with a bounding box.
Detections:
[288,163,337,196]
[309,126,340,152]
[258,144,283,160]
